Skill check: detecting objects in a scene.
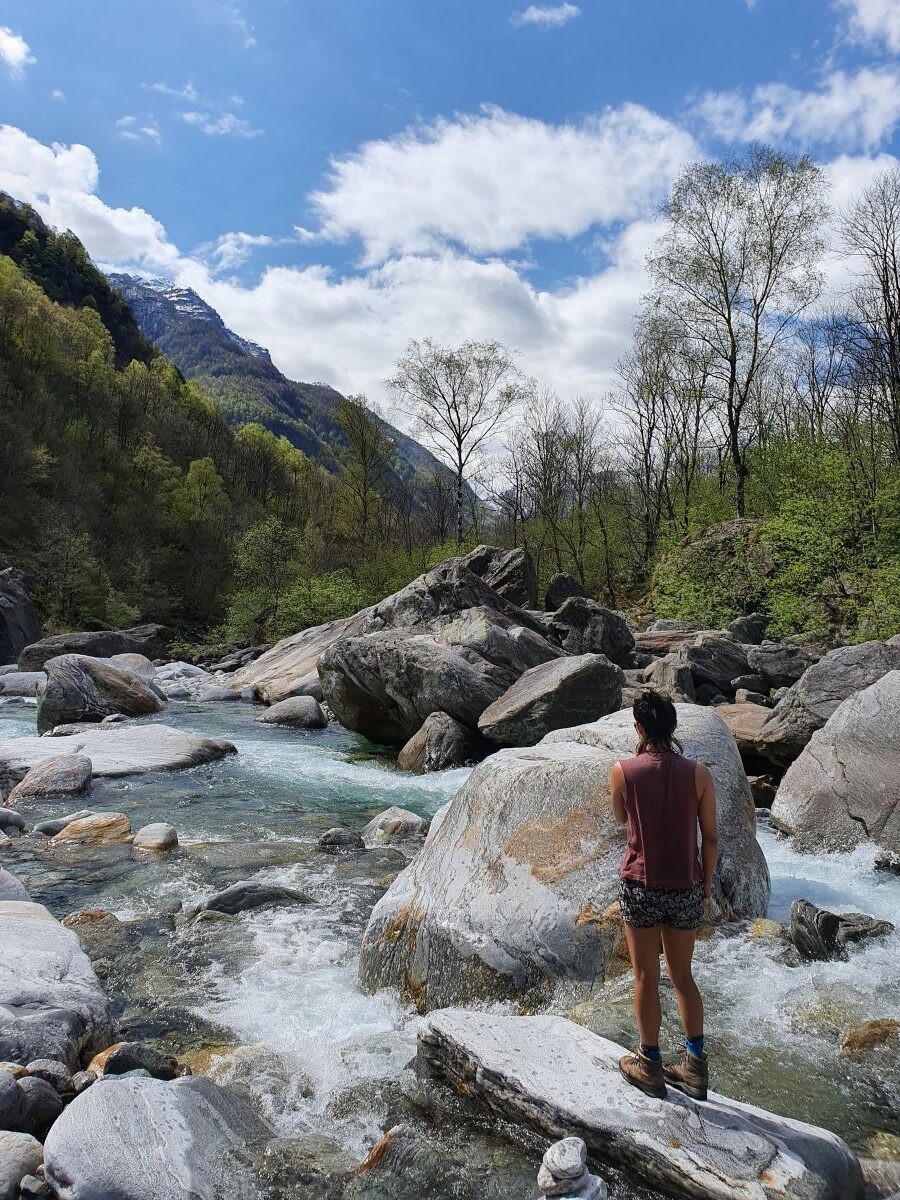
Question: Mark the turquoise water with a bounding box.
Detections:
[2,698,899,1194]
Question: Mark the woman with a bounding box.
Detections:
[609,689,718,1102]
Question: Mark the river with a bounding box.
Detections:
[2,698,898,1198]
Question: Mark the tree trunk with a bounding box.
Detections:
[455,463,464,548]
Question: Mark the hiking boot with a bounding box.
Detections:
[618,1048,666,1099]
[663,1050,708,1101]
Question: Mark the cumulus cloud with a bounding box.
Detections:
[510,3,581,29]
[839,0,900,52]
[198,230,277,271]
[693,65,900,150]
[307,103,697,263]
[0,26,35,78]
[0,124,179,271]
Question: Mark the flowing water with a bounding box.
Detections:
[2,698,899,1197]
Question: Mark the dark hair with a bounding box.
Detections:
[633,689,682,754]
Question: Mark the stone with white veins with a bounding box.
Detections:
[359,705,769,1009]
[43,1074,269,1200]
[419,1009,864,1200]
[0,901,113,1070]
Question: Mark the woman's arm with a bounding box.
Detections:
[696,762,718,897]
[610,761,627,825]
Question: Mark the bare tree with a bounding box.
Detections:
[388,338,528,546]
[337,394,395,549]
[648,145,828,516]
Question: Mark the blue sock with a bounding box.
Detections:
[640,1043,661,1061]
[686,1035,705,1058]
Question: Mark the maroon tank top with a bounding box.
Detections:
[619,751,701,888]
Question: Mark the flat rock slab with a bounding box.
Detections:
[0,901,113,1070]
[0,725,236,782]
[43,1074,269,1200]
[420,1009,864,1200]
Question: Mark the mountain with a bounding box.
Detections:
[109,273,451,487]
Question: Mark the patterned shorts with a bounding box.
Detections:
[619,878,703,930]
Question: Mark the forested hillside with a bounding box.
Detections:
[109,273,457,491]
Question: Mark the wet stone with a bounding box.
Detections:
[317,827,365,853]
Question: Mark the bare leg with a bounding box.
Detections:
[623,924,663,1047]
[661,926,703,1039]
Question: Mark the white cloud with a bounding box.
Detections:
[51,89,66,102]
[0,26,35,78]
[116,116,162,146]
[147,80,200,102]
[839,0,900,52]
[223,0,255,48]
[307,103,697,263]
[181,110,262,138]
[693,66,900,151]
[0,124,179,271]
[198,230,276,271]
[510,3,581,29]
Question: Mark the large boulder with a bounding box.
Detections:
[0,901,113,1069]
[460,545,538,609]
[789,898,893,961]
[0,672,45,698]
[233,560,552,705]
[0,868,29,902]
[18,625,167,673]
[36,655,164,735]
[726,612,767,644]
[419,1010,863,1200]
[6,755,92,804]
[254,695,327,728]
[320,603,560,746]
[771,671,900,853]
[644,649,696,701]
[681,632,750,694]
[397,712,485,773]
[478,654,624,747]
[0,570,41,666]
[0,725,236,785]
[544,598,635,667]
[746,641,817,690]
[715,702,773,765]
[359,705,769,1010]
[43,1074,270,1200]
[545,572,588,611]
[757,641,900,767]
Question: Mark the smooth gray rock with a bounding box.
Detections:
[362,806,428,847]
[747,641,816,690]
[0,1070,25,1130]
[33,811,96,838]
[360,705,768,1008]
[132,823,178,852]
[0,902,113,1070]
[419,1010,864,1200]
[317,827,366,853]
[0,673,44,698]
[0,1131,43,1200]
[255,695,327,728]
[771,670,900,852]
[397,711,486,773]
[102,1043,177,1081]
[537,1137,607,1199]
[0,812,26,834]
[757,641,900,767]
[43,1074,269,1200]
[789,899,894,961]
[18,626,167,673]
[194,881,310,916]
[7,755,92,804]
[544,598,635,667]
[194,685,241,702]
[545,572,588,611]
[24,1059,73,1094]
[478,654,624,747]
[16,1075,63,1137]
[682,632,750,693]
[0,570,41,668]
[0,726,236,782]
[726,612,767,644]
[36,655,165,735]
[460,545,538,609]
[0,870,29,902]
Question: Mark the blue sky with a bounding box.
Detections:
[2,0,900,405]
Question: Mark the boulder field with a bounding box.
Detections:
[359,705,769,1010]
